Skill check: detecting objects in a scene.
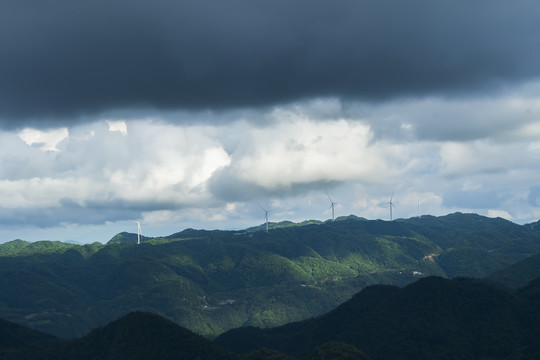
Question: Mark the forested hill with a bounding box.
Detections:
[0,310,369,360]
[3,277,540,360]
[1,212,540,339]
[488,252,540,288]
[215,276,540,359]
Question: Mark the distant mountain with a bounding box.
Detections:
[1,212,540,340]
[215,276,540,359]
[525,219,540,231]
[62,240,84,245]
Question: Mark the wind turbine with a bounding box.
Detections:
[257,203,272,232]
[386,192,396,221]
[131,220,142,245]
[327,194,338,221]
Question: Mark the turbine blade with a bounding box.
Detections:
[256,202,269,212]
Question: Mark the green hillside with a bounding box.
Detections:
[0,213,539,339]
[215,276,540,359]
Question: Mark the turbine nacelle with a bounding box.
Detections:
[327,193,339,221]
[386,192,396,221]
[257,203,272,232]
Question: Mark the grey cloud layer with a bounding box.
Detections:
[2,0,540,126]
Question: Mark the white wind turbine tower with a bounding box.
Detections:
[386,192,396,221]
[132,220,142,245]
[327,194,338,221]
[257,203,272,232]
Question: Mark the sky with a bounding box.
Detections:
[1,0,540,243]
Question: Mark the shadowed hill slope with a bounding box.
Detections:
[0,318,62,359]
[488,253,540,288]
[56,312,235,360]
[0,312,366,360]
[2,276,540,360]
[215,276,540,359]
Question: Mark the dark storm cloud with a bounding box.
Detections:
[1,0,540,127]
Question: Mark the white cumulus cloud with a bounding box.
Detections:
[18,127,69,152]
